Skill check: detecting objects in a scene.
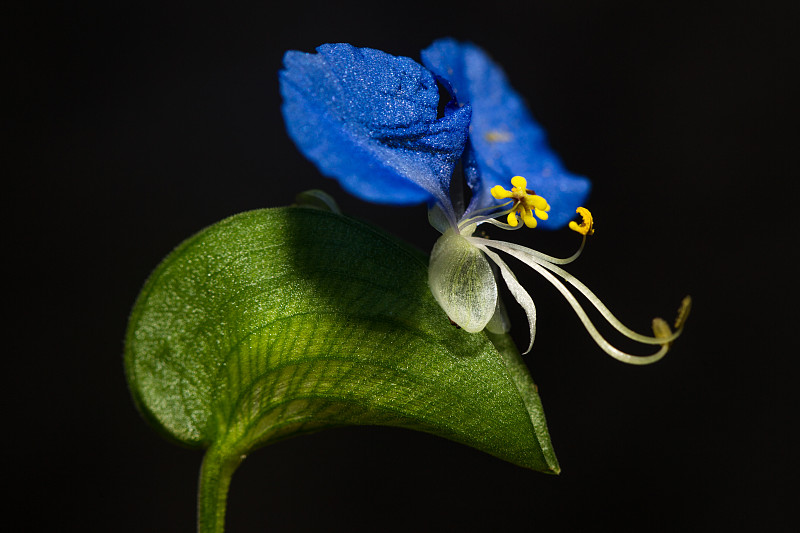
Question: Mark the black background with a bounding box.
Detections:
[9,1,796,531]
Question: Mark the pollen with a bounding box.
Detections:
[490,176,551,229]
[569,207,594,236]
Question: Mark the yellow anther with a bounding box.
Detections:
[569,207,594,236]
[535,197,550,212]
[490,185,514,200]
[510,175,527,189]
[492,176,551,230]
[521,207,537,228]
[652,317,673,344]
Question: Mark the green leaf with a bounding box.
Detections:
[124,207,558,531]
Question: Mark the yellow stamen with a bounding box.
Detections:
[510,175,527,189]
[521,207,537,228]
[569,207,594,236]
[490,176,551,230]
[490,185,513,199]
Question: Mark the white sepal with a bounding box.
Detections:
[428,229,497,333]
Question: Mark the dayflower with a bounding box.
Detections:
[280,39,689,363]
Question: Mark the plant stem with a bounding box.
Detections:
[197,444,242,533]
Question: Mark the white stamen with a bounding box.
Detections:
[476,235,586,265]
[479,218,526,231]
[476,239,685,346]
[477,245,538,354]
[457,201,514,231]
[519,258,670,364]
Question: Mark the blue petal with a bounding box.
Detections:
[422,39,591,229]
[280,43,471,208]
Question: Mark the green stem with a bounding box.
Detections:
[197,444,242,533]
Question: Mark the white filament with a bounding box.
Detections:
[477,245,537,354]
[479,235,586,266]
[467,236,680,364]
[474,239,685,346]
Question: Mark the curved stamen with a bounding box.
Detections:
[466,200,514,218]
[457,201,514,230]
[480,217,526,231]
[471,235,586,265]
[476,245,537,354]
[475,239,688,346]
[475,240,670,363]
[522,259,671,364]
[569,207,594,236]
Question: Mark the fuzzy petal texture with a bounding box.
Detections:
[422,39,591,228]
[281,43,471,208]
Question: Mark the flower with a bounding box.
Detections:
[280,40,689,363]
[420,38,590,230]
[279,43,470,213]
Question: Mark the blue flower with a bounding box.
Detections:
[421,38,590,229]
[280,43,471,220]
[280,40,589,229]
[280,40,689,363]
